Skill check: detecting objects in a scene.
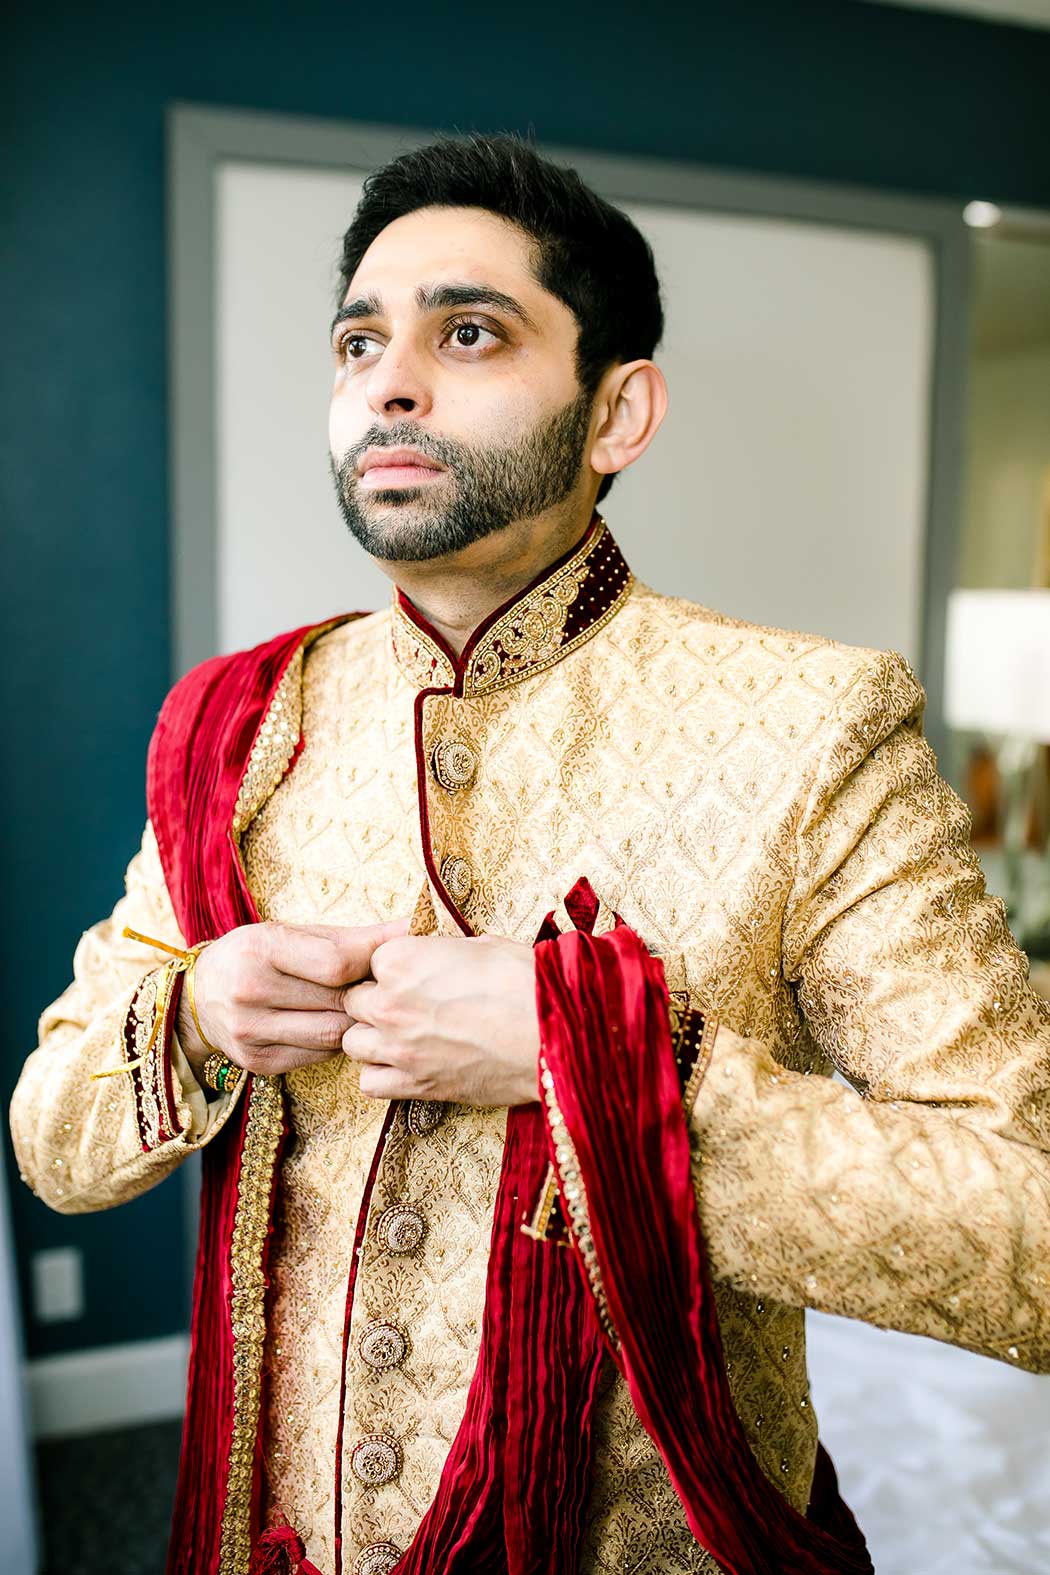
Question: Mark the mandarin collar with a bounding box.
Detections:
[389,515,633,697]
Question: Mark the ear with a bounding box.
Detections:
[589,360,668,487]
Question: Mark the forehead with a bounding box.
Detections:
[344,205,543,307]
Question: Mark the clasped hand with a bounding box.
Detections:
[178,919,540,1108]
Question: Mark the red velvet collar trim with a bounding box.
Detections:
[390,514,633,697]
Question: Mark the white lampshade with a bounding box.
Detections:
[945,590,1050,742]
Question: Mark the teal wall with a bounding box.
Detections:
[3,0,1049,1359]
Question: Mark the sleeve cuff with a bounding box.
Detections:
[119,964,186,1151]
[117,964,245,1150]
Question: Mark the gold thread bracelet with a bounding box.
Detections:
[91,932,211,1081]
[185,942,221,1057]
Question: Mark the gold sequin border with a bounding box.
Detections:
[218,1073,284,1574]
[231,654,303,839]
[539,1053,619,1347]
[232,619,355,844]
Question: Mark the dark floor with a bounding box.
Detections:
[36,1418,182,1575]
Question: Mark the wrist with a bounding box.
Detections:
[176,992,213,1081]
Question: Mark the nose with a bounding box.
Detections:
[364,336,433,421]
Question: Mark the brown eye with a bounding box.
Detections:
[339,332,381,360]
[445,318,498,351]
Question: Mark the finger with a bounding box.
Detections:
[341,1022,400,1065]
[292,917,411,947]
[358,1064,416,1101]
[342,979,381,1023]
[369,933,428,981]
[254,919,409,990]
[299,919,415,976]
[326,918,412,982]
[250,925,355,990]
[265,973,349,1012]
[241,1009,351,1054]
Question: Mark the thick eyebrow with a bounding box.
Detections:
[414,282,537,329]
[329,280,537,341]
[330,291,385,339]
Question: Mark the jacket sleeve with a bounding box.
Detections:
[9,821,244,1214]
[688,650,1050,1373]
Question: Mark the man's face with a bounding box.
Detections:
[328,206,595,563]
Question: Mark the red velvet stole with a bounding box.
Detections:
[148,621,351,1575]
[531,916,874,1575]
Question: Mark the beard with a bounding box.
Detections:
[329,387,594,563]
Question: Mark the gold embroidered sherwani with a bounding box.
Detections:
[12,523,1050,1575]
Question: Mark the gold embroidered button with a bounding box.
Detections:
[440,855,473,903]
[376,1204,426,1254]
[350,1433,402,1486]
[431,738,478,791]
[407,1098,445,1137]
[359,1321,408,1371]
[353,1544,402,1575]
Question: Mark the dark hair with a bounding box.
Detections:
[337,133,664,503]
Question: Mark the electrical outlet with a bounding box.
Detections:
[31,1247,84,1323]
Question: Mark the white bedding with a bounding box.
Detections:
[805,1310,1050,1573]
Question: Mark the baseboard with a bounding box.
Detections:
[25,1333,189,1439]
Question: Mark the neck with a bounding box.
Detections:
[379,504,597,656]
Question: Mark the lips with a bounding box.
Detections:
[360,467,445,492]
[357,447,446,491]
[358,446,445,478]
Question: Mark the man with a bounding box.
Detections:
[11,134,1050,1575]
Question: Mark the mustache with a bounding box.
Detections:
[338,424,465,477]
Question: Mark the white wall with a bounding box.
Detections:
[216,162,932,661]
[606,203,930,659]
[961,343,1050,589]
[217,164,392,652]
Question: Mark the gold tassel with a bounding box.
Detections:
[121,925,195,963]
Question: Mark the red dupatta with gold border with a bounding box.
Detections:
[149,622,344,1575]
[150,622,871,1575]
